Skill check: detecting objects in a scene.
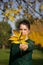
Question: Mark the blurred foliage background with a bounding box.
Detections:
[0,20,12,49]
[0,0,43,50]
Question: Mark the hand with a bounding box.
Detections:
[19,44,28,51]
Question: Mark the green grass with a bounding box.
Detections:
[0,49,43,65]
[0,49,10,65]
[32,50,43,65]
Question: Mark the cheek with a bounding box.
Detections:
[22,31,27,35]
[20,31,26,35]
[25,30,30,35]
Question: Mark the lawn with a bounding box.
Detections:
[32,50,43,65]
[0,49,43,65]
[0,49,10,65]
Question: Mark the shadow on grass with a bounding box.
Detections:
[32,59,43,65]
[0,59,9,65]
[0,59,43,65]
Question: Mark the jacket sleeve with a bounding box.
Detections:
[11,44,20,55]
[9,44,13,65]
[9,44,20,65]
[27,39,35,51]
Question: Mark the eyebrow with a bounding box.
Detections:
[19,29,27,30]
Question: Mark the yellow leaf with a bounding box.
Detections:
[12,41,20,44]
[20,35,26,40]
[18,5,22,9]
[40,4,43,10]
[9,36,18,41]
[28,31,39,44]
[14,10,18,15]
[14,10,20,15]
[9,1,14,5]
[4,13,9,17]
[9,9,13,14]
[4,9,9,17]
[21,40,28,44]
[13,30,21,37]
[9,16,14,22]
[28,31,43,47]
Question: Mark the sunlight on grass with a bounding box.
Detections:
[32,49,43,59]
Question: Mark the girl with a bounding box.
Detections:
[9,19,34,65]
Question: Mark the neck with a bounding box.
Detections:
[25,36,29,40]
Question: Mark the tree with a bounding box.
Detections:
[0,21,12,48]
[0,0,43,22]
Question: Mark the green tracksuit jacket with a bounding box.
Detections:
[9,39,34,65]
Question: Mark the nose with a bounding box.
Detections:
[21,30,25,35]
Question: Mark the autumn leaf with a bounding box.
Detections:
[9,9,13,14]
[4,11,9,17]
[4,9,9,17]
[9,30,28,44]
[13,9,20,15]
[9,1,14,5]
[13,30,21,37]
[9,16,15,22]
[28,31,43,47]
[18,5,22,9]
[39,4,43,10]
[4,13,9,17]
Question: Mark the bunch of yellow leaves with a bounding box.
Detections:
[3,9,21,22]
[9,30,28,44]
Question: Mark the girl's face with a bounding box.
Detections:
[19,24,30,36]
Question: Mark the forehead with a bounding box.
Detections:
[19,24,29,29]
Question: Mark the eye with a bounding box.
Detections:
[24,29,27,31]
[19,29,22,30]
